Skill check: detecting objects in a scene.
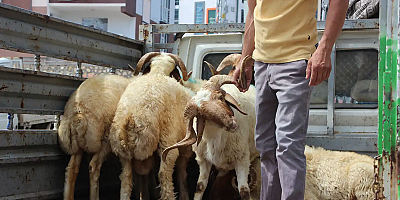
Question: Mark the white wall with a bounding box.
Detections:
[49,8,136,39]
[136,0,143,16]
[169,0,175,24]
[178,0,195,24]
[143,0,151,23]
[32,0,48,7]
[151,0,161,23]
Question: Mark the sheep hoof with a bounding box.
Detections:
[239,186,250,200]
[195,182,205,193]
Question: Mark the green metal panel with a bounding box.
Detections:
[377,0,399,198]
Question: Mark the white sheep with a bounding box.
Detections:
[108,52,194,200]
[304,145,374,200]
[205,145,375,200]
[180,53,243,93]
[58,52,188,200]
[162,55,259,200]
[58,73,133,200]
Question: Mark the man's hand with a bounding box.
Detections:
[232,56,253,92]
[306,47,332,86]
[306,0,348,86]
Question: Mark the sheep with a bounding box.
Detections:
[162,55,259,200]
[303,145,374,200]
[179,53,243,93]
[58,73,133,200]
[108,53,195,200]
[58,52,188,200]
[206,145,375,200]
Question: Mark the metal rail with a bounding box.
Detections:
[0,66,84,115]
[0,3,143,70]
[376,0,399,198]
[140,19,379,52]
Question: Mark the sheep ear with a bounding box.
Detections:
[224,93,247,115]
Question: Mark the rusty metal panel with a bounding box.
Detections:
[306,134,378,155]
[0,66,84,115]
[318,19,379,30]
[139,19,378,36]
[0,130,121,199]
[0,3,143,70]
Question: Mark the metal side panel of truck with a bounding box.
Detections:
[0,3,143,199]
[176,28,379,157]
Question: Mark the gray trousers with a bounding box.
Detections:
[254,59,313,200]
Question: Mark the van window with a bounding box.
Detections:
[310,49,378,109]
[202,49,378,109]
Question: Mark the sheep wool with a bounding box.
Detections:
[109,73,194,200]
[58,74,132,200]
[304,145,375,200]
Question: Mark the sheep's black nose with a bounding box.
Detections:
[226,120,238,132]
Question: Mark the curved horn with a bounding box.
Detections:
[248,165,258,191]
[238,55,253,89]
[166,53,189,81]
[134,52,162,76]
[179,71,192,85]
[204,61,217,76]
[216,54,241,74]
[162,102,198,161]
[196,115,206,145]
[204,75,235,91]
[187,71,193,79]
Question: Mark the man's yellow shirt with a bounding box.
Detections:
[252,0,319,64]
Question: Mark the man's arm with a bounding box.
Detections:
[241,0,256,63]
[306,0,349,86]
[233,0,256,92]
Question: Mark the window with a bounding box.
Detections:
[207,8,216,24]
[175,9,179,21]
[195,1,205,24]
[202,49,378,110]
[310,49,378,109]
[241,9,244,23]
[175,0,179,5]
[82,18,108,31]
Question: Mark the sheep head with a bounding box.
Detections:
[205,54,252,90]
[161,55,252,162]
[133,52,189,82]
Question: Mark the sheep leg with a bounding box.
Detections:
[176,147,191,200]
[132,171,141,200]
[120,157,133,200]
[89,144,110,200]
[158,148,179,200]
[63,150,83,200]
[235,162,251,200]
[193,158,212,200]
[149,161,161,200]
[141,174,151,200]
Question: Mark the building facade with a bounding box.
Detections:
[0,0,175,77]
[175,0,247,25]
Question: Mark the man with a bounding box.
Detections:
[232,0,348,199]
